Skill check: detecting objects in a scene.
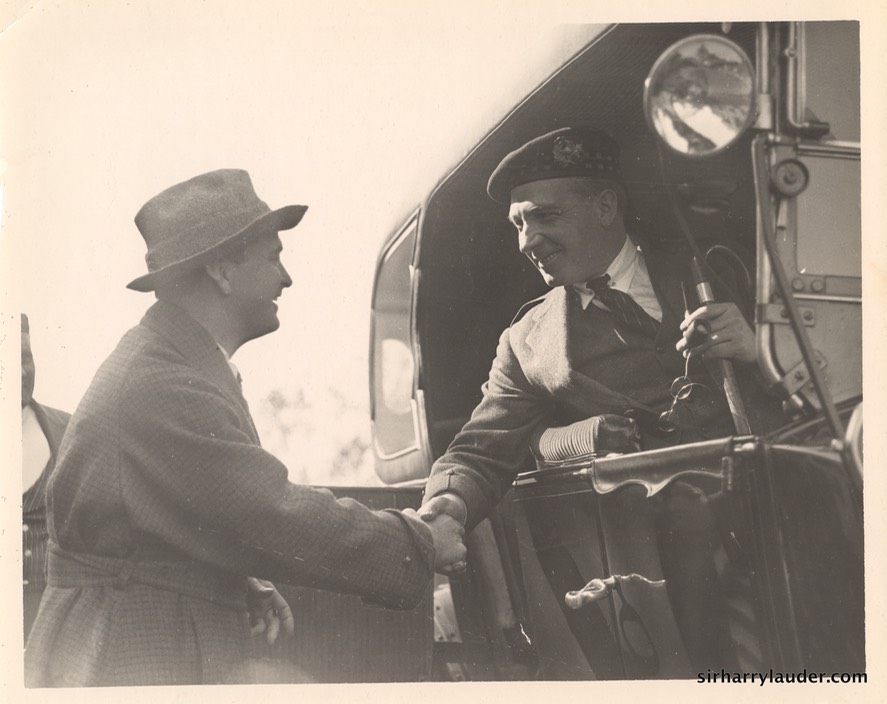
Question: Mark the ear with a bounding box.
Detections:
[204,260,234,296]
[596,189,619,227]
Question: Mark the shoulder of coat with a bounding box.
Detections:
[510,290,556,326]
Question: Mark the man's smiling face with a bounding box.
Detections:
[508,177,625,288]
[225,229,293,342]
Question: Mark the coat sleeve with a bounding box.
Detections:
[423,325,553,530]
[117,363,434,609]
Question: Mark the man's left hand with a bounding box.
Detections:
[676,302,756,364]
[247,577,295,645]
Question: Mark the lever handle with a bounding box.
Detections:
[564,573,667,610]
[564,577,616,609]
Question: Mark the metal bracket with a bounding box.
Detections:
[758,302,816,327]
[780,350,829,395]
[721,456,735,494]
[432,580,463,644]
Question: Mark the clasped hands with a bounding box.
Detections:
[410,493,469,576]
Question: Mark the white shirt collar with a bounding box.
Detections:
[569,236,662,321]
[602,235,640,293]
[572,235,638,301]
[217,344,241,384]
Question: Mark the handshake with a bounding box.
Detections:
[408,493,469,575]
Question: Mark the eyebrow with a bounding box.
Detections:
[508,203,554,224]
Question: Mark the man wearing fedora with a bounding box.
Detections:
[25,169,466,687]
[418,127,784,675]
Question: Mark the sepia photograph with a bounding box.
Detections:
[1,1,883,701]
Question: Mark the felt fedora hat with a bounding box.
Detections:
[127,169,307,292]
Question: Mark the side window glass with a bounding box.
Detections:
[801,22,859,142]
[371,218,419,459]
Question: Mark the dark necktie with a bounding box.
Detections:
[587,274,660,337]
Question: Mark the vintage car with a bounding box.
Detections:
[273,21,863,681]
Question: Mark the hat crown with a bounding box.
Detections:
[135,169,270,271]
[127,168,307,292]
[487,127,622,203]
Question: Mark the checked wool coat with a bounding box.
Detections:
[25,301,434,687]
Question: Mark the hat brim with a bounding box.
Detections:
[126,204,307,292]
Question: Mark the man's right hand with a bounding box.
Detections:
[677,302,756,364]
[416,493,468,574]
[419,493,468,526]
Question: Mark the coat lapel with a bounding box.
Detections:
[522,287,572,393]
[520,287,645,414]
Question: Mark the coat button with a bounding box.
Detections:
[22,524,29,533]
[24,549,32,557]
[23,579,29,586]
[655,344,664,353]
[402,556,412,565]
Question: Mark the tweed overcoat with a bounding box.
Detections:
[25,301,434,686]
[424,244,783,528]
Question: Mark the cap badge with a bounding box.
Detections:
[552,136,587,167]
